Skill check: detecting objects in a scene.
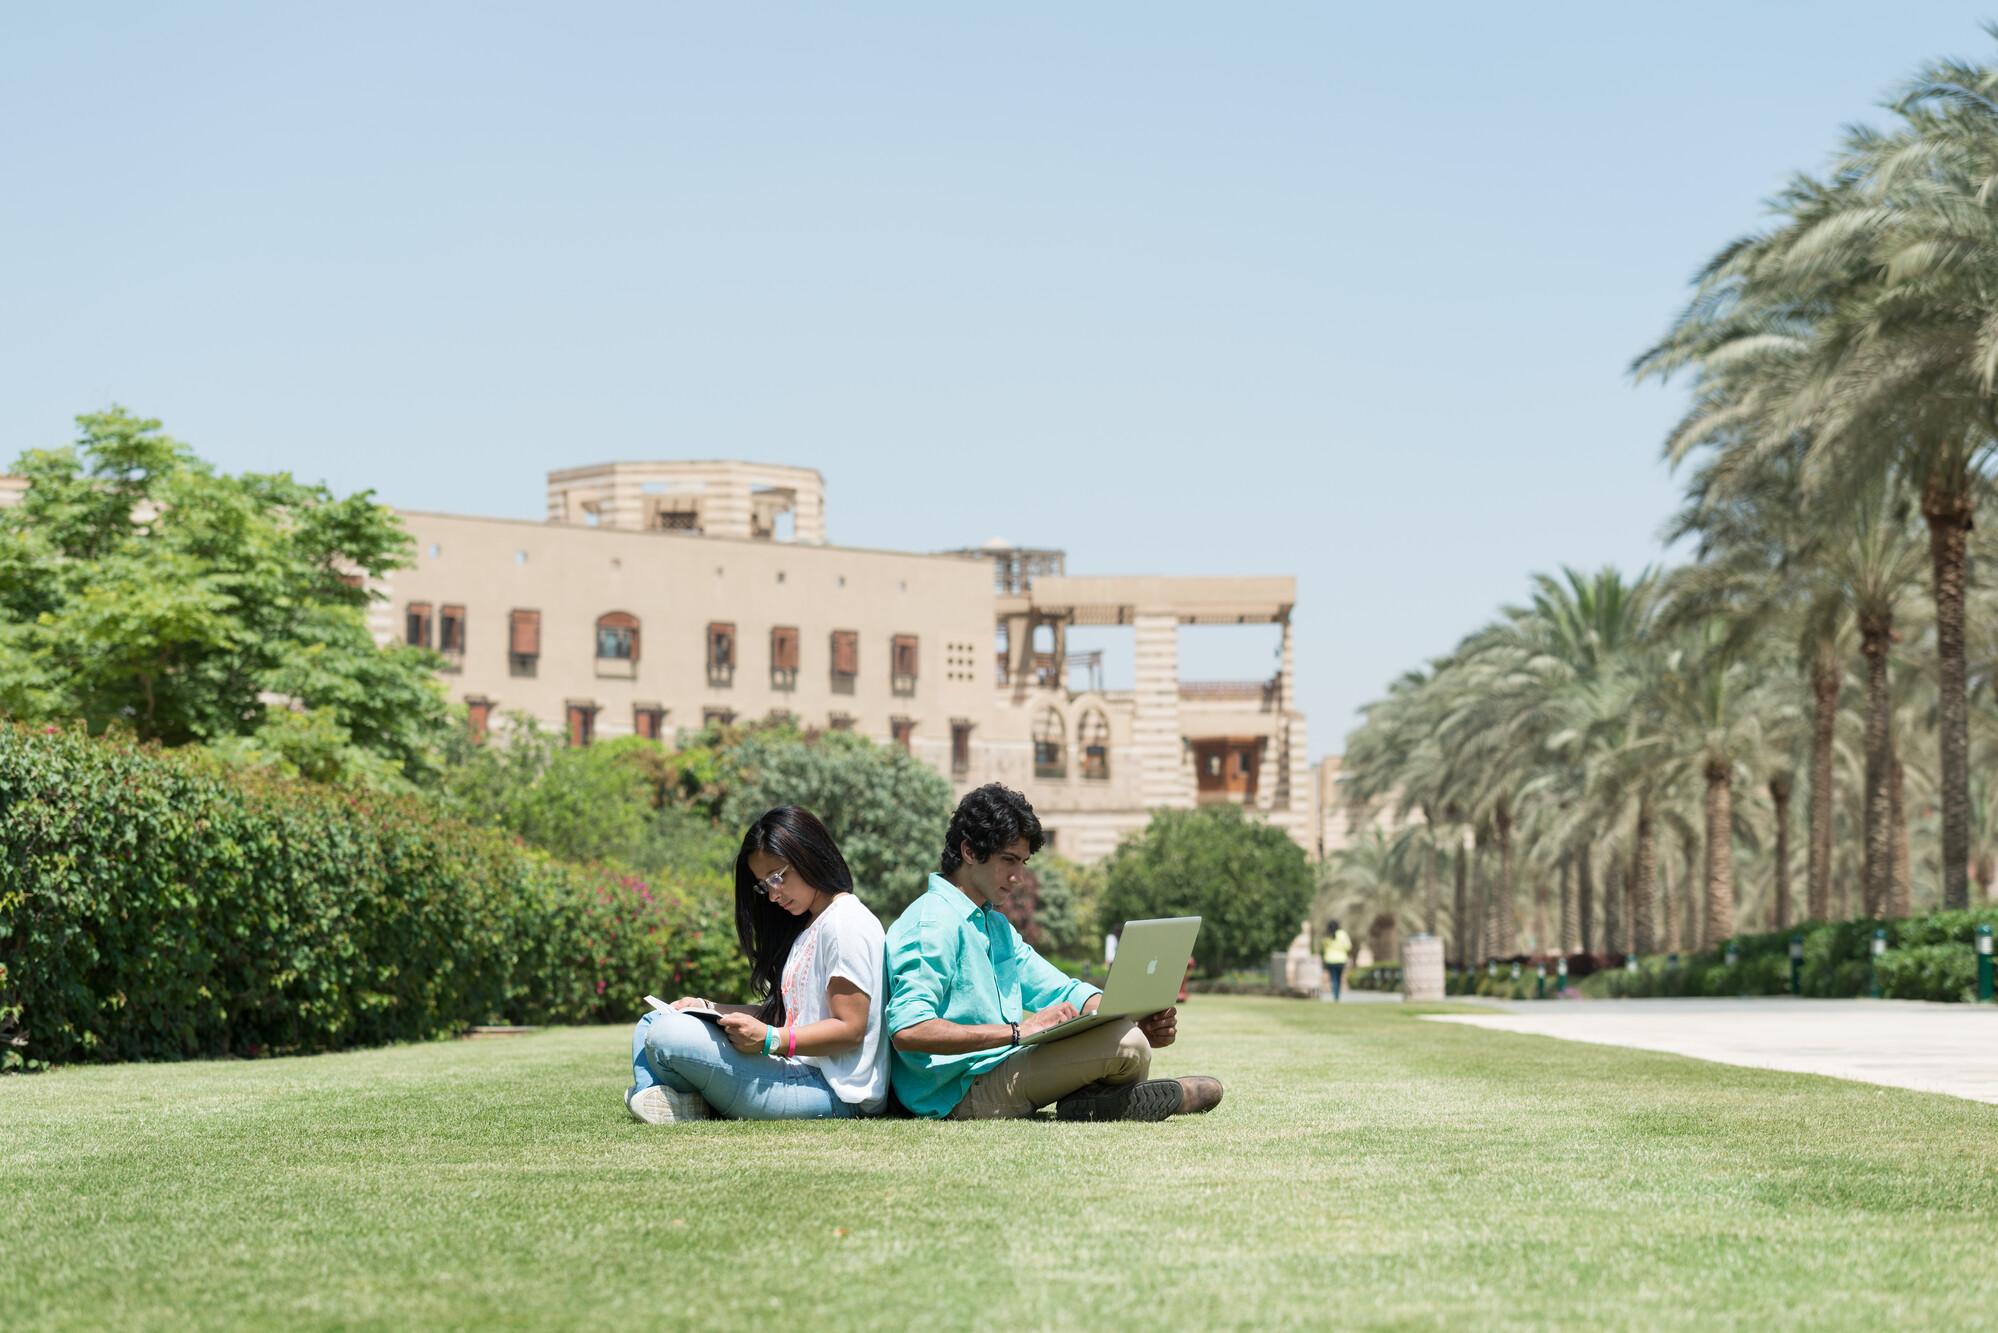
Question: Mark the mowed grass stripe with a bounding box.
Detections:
[6,996,1998,1331]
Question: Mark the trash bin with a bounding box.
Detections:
[1401,934,1445,1002]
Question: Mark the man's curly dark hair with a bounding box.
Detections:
[940,783,1044,875]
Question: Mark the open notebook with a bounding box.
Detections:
[645,995,726,1023]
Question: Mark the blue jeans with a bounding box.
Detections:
[630,1009,855,1120]
[1328,963,1345,1000]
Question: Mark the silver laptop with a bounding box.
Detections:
[1018,916,1202,1046]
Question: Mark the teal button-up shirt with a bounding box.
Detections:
[884,873,1101,1118]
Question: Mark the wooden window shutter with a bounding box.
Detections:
[439,605,466,653]
[831,630,858,676]
[771,626,800,672]
[708,622,736,669]
[510,609,541,656]
[892,634,919,678]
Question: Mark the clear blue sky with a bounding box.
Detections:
[3,5,1990,755]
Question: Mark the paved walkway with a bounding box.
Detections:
[1422,998,1998,1104]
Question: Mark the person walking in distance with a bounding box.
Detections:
[1321,919,1353,1002]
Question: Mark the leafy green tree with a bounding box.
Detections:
[0,408,449,778]
[1096,806,1314,975]
[720,728,956,918]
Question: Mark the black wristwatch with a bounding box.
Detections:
[1010,1021,1021,1046]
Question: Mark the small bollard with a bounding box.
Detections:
[1869,928,1887,999]
[1625,953,1639,973]
[1556,956,1569,996]
[1487,960,1498,980]
[1788,935,1804,996]
[1535,963,1547,1000]
[1510,961,1521,983]
[1725,943,1739,969]
[1979,925,1994,1003]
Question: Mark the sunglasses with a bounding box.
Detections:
[752,864,792,899]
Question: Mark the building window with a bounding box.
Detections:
[465,696,492,744]
[707,622,736,687]
[890,718,914,753]
[597,612,640,661]
[1194,738,1260,804]
[633,704,667,740]
[566,702,596,748]
[439,604,466,655]
[1079,708,1110,780]
[828,712,855,732]
[951,721,972,777]
[891,634,919,695]
[509,609,540,678]
[703,707,735,729]
[830,629,858,694]
[405,602,433,649]
[1033,707,1066,779]
[994,621,1010,686]
[597,611,640,679]
[770,625,800,690]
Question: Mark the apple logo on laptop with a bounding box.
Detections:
[1147,958,1158,974]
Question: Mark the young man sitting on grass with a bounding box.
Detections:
[885,783,1224,1122]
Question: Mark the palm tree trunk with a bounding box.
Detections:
[1860,612,1894,918]
[1470,836,1487,963]
[1604,847,1624,957]
[1631,802,1657,956]
[1889,754,1911,919]
[1560,852,1577,954]
[1423,844,1439,937]
[1807,664,1838,922]
[1925,474,1974,911]
[1452,842,1468,964]
[1661,842,1680,954]
[1489,804,1513,958]
[1577,841,1595,954]
[1682,833,1699,949]
[1975,854,1993,904]
[1770,775,1792,931]
[1531,873,1548,955]
[1705,758,1735,941]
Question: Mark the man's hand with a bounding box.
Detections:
[1136,1007,1178,1048]
[716,1012,767,1054]
[1019,1002,1078,1038]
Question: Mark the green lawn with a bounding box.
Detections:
[9,996,1998,1331]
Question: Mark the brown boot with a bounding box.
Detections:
[1173,1076,1224,1114]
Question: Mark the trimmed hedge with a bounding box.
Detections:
[0,724,746,1068]
[1580,909,1998,1003]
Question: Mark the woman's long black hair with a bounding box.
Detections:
[734,806,854,1023]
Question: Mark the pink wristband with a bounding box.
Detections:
[787,1025,797,1057]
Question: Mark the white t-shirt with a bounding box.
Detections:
[779,893,889,1113]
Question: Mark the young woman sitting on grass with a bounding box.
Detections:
[626,805,889,1123]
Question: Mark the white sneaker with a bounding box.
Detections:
[626,1085,710,1124]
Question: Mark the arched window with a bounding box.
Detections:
[1078,709,1110,780]
[1033,707,1066,779]
[596,612,640,661]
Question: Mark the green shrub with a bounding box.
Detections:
[1576,908,1998,1003]
[1096,805,1315,974]
[0,724,746,1069]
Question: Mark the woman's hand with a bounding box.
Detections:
[668,996,709,1012]
[717,1012,769,1054]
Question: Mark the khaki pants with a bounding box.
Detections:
[947,1019,1152,1120]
